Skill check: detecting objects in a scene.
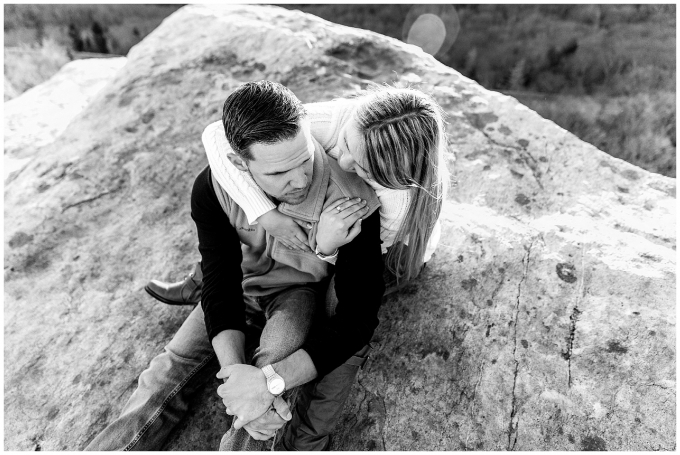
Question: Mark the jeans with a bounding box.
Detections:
[85,285,318,451]
[274,275,375,451]
[280,345,370,450]
[85,263,418,451]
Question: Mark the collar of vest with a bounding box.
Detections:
[277,137,329,223]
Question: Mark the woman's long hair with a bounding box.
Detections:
[355,87,450,283]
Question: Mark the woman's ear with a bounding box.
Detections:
[227,153,249,172]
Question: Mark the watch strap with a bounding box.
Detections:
[262,364,285,396]
[262,364,277,380]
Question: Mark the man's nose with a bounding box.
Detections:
[290,168,308,189]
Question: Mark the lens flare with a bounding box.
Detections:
[407,14,447,55]
[403,5,460,58]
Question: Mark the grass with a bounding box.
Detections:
[514,92,676,177]
[4,4,182,54]
[4,4,182,99]
[284,4,675,96]
[4,38,70,98]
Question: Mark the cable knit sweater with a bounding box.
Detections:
[202,99,441,262]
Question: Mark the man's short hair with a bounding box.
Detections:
[222,81,306,161]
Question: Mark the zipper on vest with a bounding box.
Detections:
[262,234,276,275]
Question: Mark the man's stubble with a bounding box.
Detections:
[245,168,311,207]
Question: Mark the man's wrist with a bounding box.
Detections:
[261,364,286,396]
[271,349,317,390]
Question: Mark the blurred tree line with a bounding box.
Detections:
[4,4,181,54]
[283,4,675,96]
[282,4,675,176]
[4,4,676,176]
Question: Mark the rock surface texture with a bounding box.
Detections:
[4,5,675,451]
[4,58,127,180]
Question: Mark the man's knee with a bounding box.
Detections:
[252,286,319,368]
[283,345,371,450]
[164,305,213,359]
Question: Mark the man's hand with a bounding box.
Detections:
[242,397,292,441]
[216,364,276,429]
[257,209,312,252]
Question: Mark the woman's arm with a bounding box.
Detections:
[306,99,357,154]
[315,197,370,257]
[302,210,385,377]
[307,99,413,253]
[202,121,275,223]
[191,166,248,351]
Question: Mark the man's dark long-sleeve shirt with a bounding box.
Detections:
[191,166,384,377]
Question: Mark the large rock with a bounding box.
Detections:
[4,4,675,451]
[4,57,127,181]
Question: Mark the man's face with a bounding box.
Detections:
[242,120,315,205]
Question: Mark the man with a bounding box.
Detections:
[85,81,385,451]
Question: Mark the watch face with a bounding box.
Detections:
[270,378,285,395]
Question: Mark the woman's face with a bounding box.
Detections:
[337,116,371,180]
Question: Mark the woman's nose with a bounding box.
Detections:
[338,149,355,170]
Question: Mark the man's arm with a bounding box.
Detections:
[216,211,384,427]
[216,349,316,429]
[194,166,304,434]
[191,166,248,367]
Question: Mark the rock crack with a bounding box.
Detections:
[507,239,535,450]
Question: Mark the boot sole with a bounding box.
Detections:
[144,285,198,306]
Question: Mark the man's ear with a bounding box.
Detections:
[227,153,249,172]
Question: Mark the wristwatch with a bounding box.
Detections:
[261,364,285,397]
[314,244,339,261]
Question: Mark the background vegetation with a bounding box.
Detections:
[3,4,675,177]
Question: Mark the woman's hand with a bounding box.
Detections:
[257,209,312,252]
[316,197,369,254]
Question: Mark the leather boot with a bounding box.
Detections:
[144,262,203,305]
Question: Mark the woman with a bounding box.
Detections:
[146,85,450,302]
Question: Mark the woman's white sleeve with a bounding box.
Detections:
[202,122,275,224]
[371,185,411,252]
[306,102,335,149]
